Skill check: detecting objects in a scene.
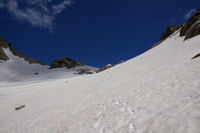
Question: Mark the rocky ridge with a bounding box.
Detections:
[180,9,200,37]
[0,38,44,65]
[0,38,92,71]
[157,9,200,44]
[1,9,200,72]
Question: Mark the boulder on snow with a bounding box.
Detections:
[96,64,113,73]
[192,53,200,59]
[15,105,25,111]
[50,57,84,69]
[34,72,39,75]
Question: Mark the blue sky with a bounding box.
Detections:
[0,0,199,67]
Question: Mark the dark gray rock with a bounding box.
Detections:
[34,72,39,75]
[15,105,25,111]
[50,57,84,69]
[192,53,200,59]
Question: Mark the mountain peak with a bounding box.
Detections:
[158,9,200,43]
[180,8,200,37]
[50,57,84,69]
[0,37,45,65]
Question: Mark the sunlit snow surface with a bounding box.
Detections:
[0,32,200,133]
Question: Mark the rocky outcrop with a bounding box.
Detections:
[96,64,113,73]
[158,9,200,42]
[185,20,200,40]
[50,57,84,69]
[0,47,9,60]
[0,37,45,65]
[159,25,181,41]
[0,37,96,73]
[0,38,10,60]
[150,9,200,50]
[180,9,200,37]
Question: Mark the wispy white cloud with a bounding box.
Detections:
[0,0,73,31]
[183,8,196,20]
[52,0,72,14]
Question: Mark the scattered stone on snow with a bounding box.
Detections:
[15,105,25,111]
[192,53,200,59]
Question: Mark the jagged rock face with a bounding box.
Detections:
[0,38,10,60]
[96,64,113,73]
[185,20,200,40]
[50,57,84,69]
[159,26,181,41]
[0,48,8,61]
[0,37,45,65]
[153,9,200,49]
[180,9,200,37]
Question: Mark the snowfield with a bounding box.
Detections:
[0,31,200,133]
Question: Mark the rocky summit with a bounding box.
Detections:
[159,9,200,42]
[149,9,200,50]
[50,57,84,69]
[180,9,200,38]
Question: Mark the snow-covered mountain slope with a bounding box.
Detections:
[0,45,98,83]
[0,30,199,133]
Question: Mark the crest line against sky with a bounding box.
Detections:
[0,0,199,67]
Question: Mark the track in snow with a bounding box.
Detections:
[94,97,136,133]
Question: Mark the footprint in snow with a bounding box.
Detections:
[94,98,136,133]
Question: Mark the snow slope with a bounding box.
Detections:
[0,47,98,84]
[0,31,200,133]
